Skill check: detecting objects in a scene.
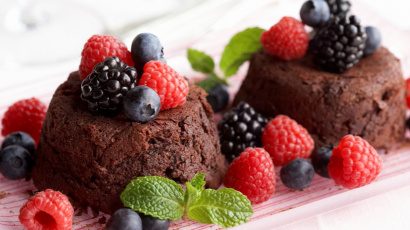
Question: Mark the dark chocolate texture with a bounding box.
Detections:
[32,72,227,214]
[234,47,406,150]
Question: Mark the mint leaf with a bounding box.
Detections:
[187,188,253,228]
[219,27,265,77]
[120,176,185,220]
[196,73,227,92]
[190,173,206,190]
[185,173,206,208]
[187,48,215,74]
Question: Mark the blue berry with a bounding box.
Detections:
[300,0,330,27]
[123,86,161,123]
[106,208,142,230]
[311,145,333,178]
[364,26,382,56]
[140,213,170,230]
[131,33,164,71]
[0,145,33,180]
[1,132,36,156]
[206,84,230,112]
[280,158,314,190]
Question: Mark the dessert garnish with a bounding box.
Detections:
[218,102,268,162]
[262,115,314,166]
[311,15,367,73]
[106,208,143,230]
[261,16,309,61]
[19,189,74,230]
[120,173,253,228]
[1,131,36,156]
[328,135,383,189]
[138,60,189,111]
[187,27,264,111]
[131,33,165,73]
[280,158,315,190]
[81,56,137,113]
[224,148,276,204]
[364,26,382,56]
[300,0,331,27]
[311,145,333,178]
[1,98,47,144]
[79,35,134,80]
[123,86,161,123]
[0,145,33,180]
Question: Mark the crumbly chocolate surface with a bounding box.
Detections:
[32,72,227,214]
[234,47,406,150]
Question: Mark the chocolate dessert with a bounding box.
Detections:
[234,47,406,150]
[32,72,227,214]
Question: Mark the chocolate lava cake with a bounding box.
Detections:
[32,72,227,214]
[234,47,406,150]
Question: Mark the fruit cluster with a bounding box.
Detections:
[260,0,382,73]
[79,33,189,123]
[220,102,383,204]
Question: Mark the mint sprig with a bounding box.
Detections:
[121,173,253,228]
[187,27,265,91]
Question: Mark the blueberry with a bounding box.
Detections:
[0,145,33,180]
[206,84,230,112]
[1,132,36,156]
[131,33,164,71]
[364,26,382,56]
[140,213,170,230]
[311,145,333,178]
[123,86,161,123]
[280,158,314,190]
[106,208,142,230]
[300,0,330,27]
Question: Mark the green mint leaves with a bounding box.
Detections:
[219,27,265,77]
[121,173,253,228]
[187,27,265,91]
[120,176,185,220]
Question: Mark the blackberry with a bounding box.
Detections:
[81,57,137,113]
[311,15,367,73]
[218,102,268,162]
[325,0,351,18]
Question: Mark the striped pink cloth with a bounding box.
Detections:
[1,0,410,229]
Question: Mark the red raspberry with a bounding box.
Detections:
[261,16,309,60]
[224,147,276,204]
[406,78,410,108]
[79,35,134,80]
[139,61,189,111]
[19,189,74,230]
[1,98,47,144]
[328,135,383,189]
[262,115,314,166]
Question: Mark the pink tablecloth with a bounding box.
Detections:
[1,0,410,229]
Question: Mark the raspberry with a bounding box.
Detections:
[138,61,189,111]
[1,98,47,144]
[19,189,74,230]
[406,78,410,108]
[79,35,134,80]
[328,135,382,189]
[262,115,314,166]
[224,148,276,204]
[261,17,309,61]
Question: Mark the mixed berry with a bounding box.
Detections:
[280,158,315,190]
[218,102,268,162]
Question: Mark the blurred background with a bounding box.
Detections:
[0,0,410,229]
[0,0,409,105]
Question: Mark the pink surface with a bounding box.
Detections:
[1,0,410,229]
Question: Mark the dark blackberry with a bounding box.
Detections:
[311,15,367,73]
[81,57,137,113]
[325,0,351,18]
[218,102,268,162]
